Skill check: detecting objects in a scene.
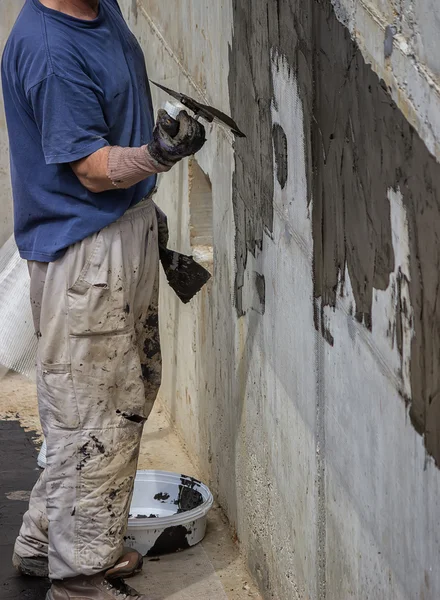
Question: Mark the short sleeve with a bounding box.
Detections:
[106,0,124,16]
[28,73,110,165]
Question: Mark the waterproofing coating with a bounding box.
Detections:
[229,0,440,469]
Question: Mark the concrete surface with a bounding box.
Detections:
[0,372,261,600]
[118,1,440,599]
[0,419,50,600]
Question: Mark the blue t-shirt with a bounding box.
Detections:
[1,0,156,262]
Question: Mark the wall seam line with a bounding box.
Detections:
[315,321,327,600]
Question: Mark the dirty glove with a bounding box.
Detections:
[148,109,206,167]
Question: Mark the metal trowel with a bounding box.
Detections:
[151,80,246,138]
[155,207,211,305]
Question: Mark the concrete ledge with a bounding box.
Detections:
[332,0,440,161]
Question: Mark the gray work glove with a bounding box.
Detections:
[148,109,206,167]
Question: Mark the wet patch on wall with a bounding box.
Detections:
[229,0,440,466]
[229,0,313,318]
[230,2,287,315]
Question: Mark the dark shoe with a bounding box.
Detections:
[46,574,150,599]
[13,548,143,580]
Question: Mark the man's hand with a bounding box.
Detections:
[148,109,206,167]
[70,109,206,193]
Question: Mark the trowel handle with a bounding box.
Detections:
[161,100,185,138]
[161,114,180,138]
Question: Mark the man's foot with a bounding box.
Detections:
[13,549,143,580]
[46,574,150,599]
[105,551,143,580]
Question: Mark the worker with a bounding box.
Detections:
[1,0,206,598]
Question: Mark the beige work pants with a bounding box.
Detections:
[14,197,161,580]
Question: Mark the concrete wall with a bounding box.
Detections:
[120,1,440,599]
[0,1,23,247]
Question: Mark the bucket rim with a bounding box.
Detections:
[127,469,214,529]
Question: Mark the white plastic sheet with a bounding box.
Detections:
[0,236,37,379]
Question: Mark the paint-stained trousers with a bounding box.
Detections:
[14,197,162,580]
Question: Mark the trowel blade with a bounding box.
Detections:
[159,247,211,304]
[151,81,184,105]
[151,80,246,138]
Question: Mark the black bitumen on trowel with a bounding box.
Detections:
[159,246,211,304]
[155,207,211,305]
[151,81,246,138]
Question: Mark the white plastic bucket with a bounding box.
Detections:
[126,470,214,556]
[37,439,47,469]
[37,452,213,556]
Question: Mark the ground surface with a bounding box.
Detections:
[0,372,261,600]
[0,419,50,599]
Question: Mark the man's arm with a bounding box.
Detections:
[71,145,168,194]
[28,74,205,192]
[71,146,113,193]
[71,109,206,194]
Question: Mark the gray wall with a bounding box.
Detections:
[0,1,23,247]
[120,1,440,599]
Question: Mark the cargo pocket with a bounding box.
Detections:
[68,232,105,297]
[67,223,132,336]
[40,363,80,430]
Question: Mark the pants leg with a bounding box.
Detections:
[134,270,162,414]
[15,198,161,580]
[14,262,50,560]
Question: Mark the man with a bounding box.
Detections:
[1,0,206,598]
